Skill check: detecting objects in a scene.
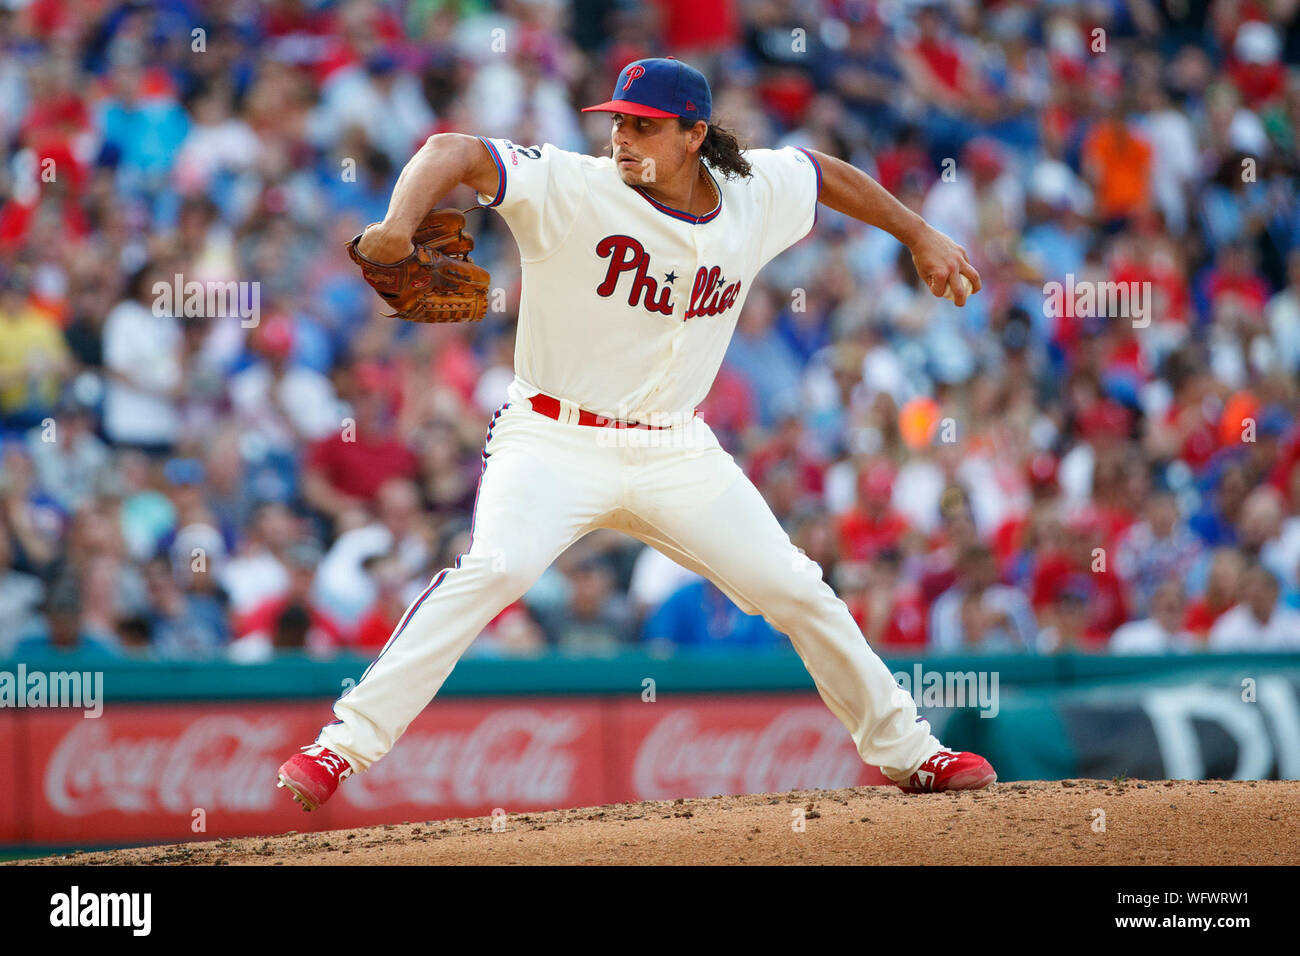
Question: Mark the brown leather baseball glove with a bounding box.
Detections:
[346,208,489,323]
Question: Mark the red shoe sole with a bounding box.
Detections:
[900,759,997,793]
[277,768,323,811]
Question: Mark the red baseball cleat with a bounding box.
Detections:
[276,745,353,811]
[898,748,997,793]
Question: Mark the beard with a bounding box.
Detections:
[615,161,653,186]
[613,146,660,185]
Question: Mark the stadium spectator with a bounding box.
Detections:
[843,548,927,652]
[229,314,344,455]
[0,529,43,658]
[0,269,69,430]
[1036,581,1095,654]
[354,552,415,651]
[423,520,547,658]
[1237,487,1300,598]
[301,362,419,524]
[723,285,803,429]
[417,422,481,517]
[1185,546,1247,637]
[1266,248,1300,373]
[1081,101,1154,229]
[538,555,635,654]
[313,477,432,629]
[747,407,825,518]
[1114,488,1204,618]
[24,389,111,515]
[101,264,184,454]
[463,597,548,658]
[228,541,344,662]
[220,501,303,617]
[837,461,911,563]
[918,486,981,606]
[818,8,906,142]
[929,543,1038,653]
[1110,580,1198,654]
[628,535,702,624]
[140,555,228,659]
[2,438,62,570]
[1031,509,1130,643]
[12,566,120,659]
[1,0,1299,662]
[1208,563,1300,651]
[643,577,783,652]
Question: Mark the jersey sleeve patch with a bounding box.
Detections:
[474,138,587,262]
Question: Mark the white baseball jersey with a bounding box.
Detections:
[475,136,823,422]
[318,134,947,789]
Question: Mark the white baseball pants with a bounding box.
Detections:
[317,401,941,781]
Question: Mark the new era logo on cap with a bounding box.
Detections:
[583,57,712,121]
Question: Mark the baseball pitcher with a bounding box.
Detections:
[278,58,994,811]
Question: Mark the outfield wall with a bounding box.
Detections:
[2,651,1297,848]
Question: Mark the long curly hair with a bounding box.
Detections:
[683,119,753,179]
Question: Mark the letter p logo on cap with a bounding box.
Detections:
[622,65,646,91]
[583,58,713,121]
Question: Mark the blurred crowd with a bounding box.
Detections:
[3,0,1300,663]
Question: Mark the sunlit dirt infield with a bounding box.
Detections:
[14,779,1298,865]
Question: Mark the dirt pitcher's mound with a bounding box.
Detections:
[22,780,1300,866]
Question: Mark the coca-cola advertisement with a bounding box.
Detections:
[10,700,607,845]
[0,718,15,842]
[339,702,605,812]
[2,693,883,846]
[614,698,889,800]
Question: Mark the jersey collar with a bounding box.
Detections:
[632,165,722,224]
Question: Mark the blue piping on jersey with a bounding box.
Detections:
[479,137,507,207]
[795,147,823,228]
[633,165,722,224]
[331,403,510,716]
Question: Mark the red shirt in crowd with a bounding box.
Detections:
[1205,270,1270,314]
[837,509,910,563]
[1031,551,1130,641]
[1183,598,1230,637]
[355,606,400,650]
[873,142,935,196]
[699,364,757,438]
[305,431,418,501]
[1228,58,1285,108]
[356,600,532,650]
[1111,258,1191,326]
[651,0,738,50]
[1162,401,1220,471]
[992,514,1028,569]
[913,39,964,96]
[848,592,927,650]
[746,435,825,499]
[1269,434,1300,501]
[235,597,347,647]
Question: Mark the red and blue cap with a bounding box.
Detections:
[583,57,711,122]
